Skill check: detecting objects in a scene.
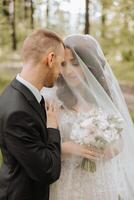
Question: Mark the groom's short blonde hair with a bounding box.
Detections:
[21,29,64,65]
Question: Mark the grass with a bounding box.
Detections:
[0,66,20,93]
[0,78,11,92]
[112,61,134,85]
[130,110,134,122]
[0,151,2,167]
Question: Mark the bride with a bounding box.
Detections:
[42,34,134,199]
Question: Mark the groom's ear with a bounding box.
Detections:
[46,52,55,68]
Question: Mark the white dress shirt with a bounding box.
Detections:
[16,74,42,103]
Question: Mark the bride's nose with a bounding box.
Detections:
[66,65,74,76]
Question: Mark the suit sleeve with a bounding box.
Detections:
[4,111,61,184]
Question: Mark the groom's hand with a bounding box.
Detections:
[46,101,58,129]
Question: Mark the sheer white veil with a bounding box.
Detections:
[42,34,134,198]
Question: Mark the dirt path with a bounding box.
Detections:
[120,83,134,110]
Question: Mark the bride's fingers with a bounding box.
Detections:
[82,148,97,155]
[53,103,58,112]
[45,101,49,110]
[83,150,103,160]
[82,153,100,161]
[46,101,54,112]
[87,145,103,154]
[49,101,55,112]
[82,149,103,158]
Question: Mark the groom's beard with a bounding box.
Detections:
[45,74,61,88]
[46,84,54,88]
[43,72,55,88]
[43,81,54,88]
[43,77,55,88]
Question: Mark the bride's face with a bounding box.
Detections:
[61,48,84,87]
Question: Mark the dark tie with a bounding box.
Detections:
[40,95,47,121]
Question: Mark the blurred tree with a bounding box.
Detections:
[45,0,70,35]
[46,0,50,28]
[2,0,9,17]
[100,0,113,38]
[117,0,134,62]
[30,0,34,29]
[0,0,134,118]
[0,0,133,65]
[0,0,10,47]
[9,0,17,50]
[24,0,28,19]
[101,0,107,38]
[84,0,90,34]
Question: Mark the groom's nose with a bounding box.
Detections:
[58,72,62,79]
[58,66,62,76]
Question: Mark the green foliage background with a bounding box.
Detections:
[0,0,134,165]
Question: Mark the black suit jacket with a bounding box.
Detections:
[0,79,61,200]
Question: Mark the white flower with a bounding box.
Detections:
[70,108,123,149]
[97,121,109,130]
[80,118,93,128]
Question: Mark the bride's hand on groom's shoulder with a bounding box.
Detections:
[45,101,59,129]
[61,141,103,161]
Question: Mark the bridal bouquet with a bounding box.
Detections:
[70,108,123,173]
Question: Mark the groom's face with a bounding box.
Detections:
[44,44,65,88]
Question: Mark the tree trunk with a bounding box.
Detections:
[24,0,28,19]
[9,0,17,50]
[30,0,34,29]
[101,2,106,38]
[2,0,9,17]
[46,0,50,28]
[84,0,90,34]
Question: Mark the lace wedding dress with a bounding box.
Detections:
[43,33,134,200]
[49,108,128,200]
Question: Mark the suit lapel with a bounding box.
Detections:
[11,79,46,124]
[28,99,46,125]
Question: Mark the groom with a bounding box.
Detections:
[0,29,65,200]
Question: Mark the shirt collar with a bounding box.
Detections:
[16,74,42,103]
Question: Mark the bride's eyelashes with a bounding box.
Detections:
[71,59,79,67]
[61,57,79,68]
[72,62,79,67]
